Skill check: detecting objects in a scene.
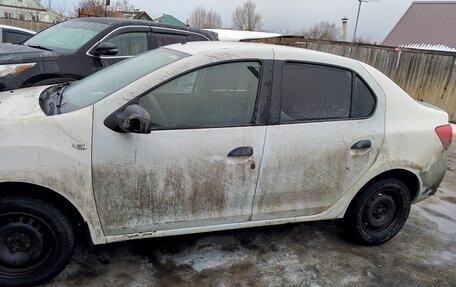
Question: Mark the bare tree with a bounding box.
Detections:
[189,7,222,29]
[353,35,372,44]
[232,0,262,31]
[302,21,339,41]
[112,0,135,12]
[75,0,105,17]
[74,0,135,17]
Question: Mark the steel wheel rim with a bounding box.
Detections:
[0,212,57,279]
[362,188,403,236]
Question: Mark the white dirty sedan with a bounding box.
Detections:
[0,42,452,286]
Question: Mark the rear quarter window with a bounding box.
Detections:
[190,34,209,41]
[153,32,188,47]
[351,76,376,118]
[2,29,32,43]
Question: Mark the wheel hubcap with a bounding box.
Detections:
[6,233,32,253]
[0,212,55,278]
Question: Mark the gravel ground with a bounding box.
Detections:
[44,138,456,287]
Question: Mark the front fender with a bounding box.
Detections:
[0,106,106,244]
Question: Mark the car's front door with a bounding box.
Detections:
[252,60,386,220]
[92,60,271,237]
[89,26,151,72]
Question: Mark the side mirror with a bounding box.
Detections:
[93,42,118,56]
[105,104,152,134]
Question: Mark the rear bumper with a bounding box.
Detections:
[414,151,447,203]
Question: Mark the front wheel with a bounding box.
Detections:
[343,178,411,245]
[0,196,74,287]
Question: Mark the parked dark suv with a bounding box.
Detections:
[0,18,218,91]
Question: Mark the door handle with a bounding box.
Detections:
[228,146,253,157]
[351,140,371,150]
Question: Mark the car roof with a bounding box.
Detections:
[167,41,358,68]
[72,17,218,40]
[0,24,35,34]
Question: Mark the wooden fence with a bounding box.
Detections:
[246,37,456,122]
[0,18,52,32]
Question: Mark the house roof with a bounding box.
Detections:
[78,8,152,21]
[155,14,186,26]
[118,10,153,21]
[0,0,46,10]
[133,11,153,21]
[382,1,456,49]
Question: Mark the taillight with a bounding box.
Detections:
[435,124,453,150]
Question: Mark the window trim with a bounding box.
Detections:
[271,60,378,125]
[151,26,210,41]
[105,59,271,132]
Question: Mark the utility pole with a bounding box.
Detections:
[353,0,367,42]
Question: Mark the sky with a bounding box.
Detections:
[70,0,443,43]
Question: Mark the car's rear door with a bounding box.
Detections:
[150,27,191,47]
[252,57,386,220]
[91,57,273,237]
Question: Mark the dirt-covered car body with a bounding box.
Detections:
[0,42,451,286]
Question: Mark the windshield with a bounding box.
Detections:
[24,20,109,52]
[41,48,189,115]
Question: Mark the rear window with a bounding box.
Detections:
[280,63,376,123]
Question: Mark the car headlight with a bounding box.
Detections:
[0,63,36,77]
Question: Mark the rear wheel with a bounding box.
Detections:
[0,196,74,287]
[344,178,411,245]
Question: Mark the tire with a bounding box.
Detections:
[343,178,411,245]
[0,196,74,287]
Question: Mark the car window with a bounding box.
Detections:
[351,75,376,118]
[105,32,148,56]
[138,62,261,129]
[56,48,189,114]
[153,32,188,47]
[24,20,108,53]
[155,72,198,94]
[280,63,352,122]
[3,30,32,43]
[191,34,208,41]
